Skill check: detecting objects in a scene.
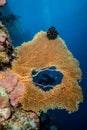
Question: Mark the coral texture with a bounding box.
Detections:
[5,110,40,130]
[0,86,11,123]
[0,71,24,106]
[0,0,6,7]
[0,22,17,68]
[12,31,83,115]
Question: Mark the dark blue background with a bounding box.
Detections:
[2,0,87,129]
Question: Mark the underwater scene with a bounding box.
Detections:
[0,0,87,130]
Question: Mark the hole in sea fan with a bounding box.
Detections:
[31,66,63,91]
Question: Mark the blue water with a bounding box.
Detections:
[1,0,87,129]
[32,66,63,91]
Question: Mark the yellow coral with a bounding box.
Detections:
[0,52,6,62]
[12,31,83,115]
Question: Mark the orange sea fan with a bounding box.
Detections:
[12,31,83,115]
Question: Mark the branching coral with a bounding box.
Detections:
[12,31,83,115]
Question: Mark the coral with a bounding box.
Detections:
[5,109,40,130]
[47,27,58,40]
[0,0,6,7]
[0,52,9,63]
[0,85,8,97]
[0,124,7,130]
[12,31,83,115]
[0,86,11,123]
[0,71,24,107]
[0,22,17,68]
[9,81,25,106]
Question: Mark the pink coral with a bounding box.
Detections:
[9,82,25,106]
[0,71,24,106]
[0,0,6,7]
[0,96,9,108]
[0,71,18,93]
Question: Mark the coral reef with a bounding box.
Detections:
[0,0,6,7]
[0,71,24,107]
[5,109,40,130]
[0,21,17,68]
[0,23,83,128]
[0,23,41,129]
[0,86,11,123]
[12,31,83,115]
